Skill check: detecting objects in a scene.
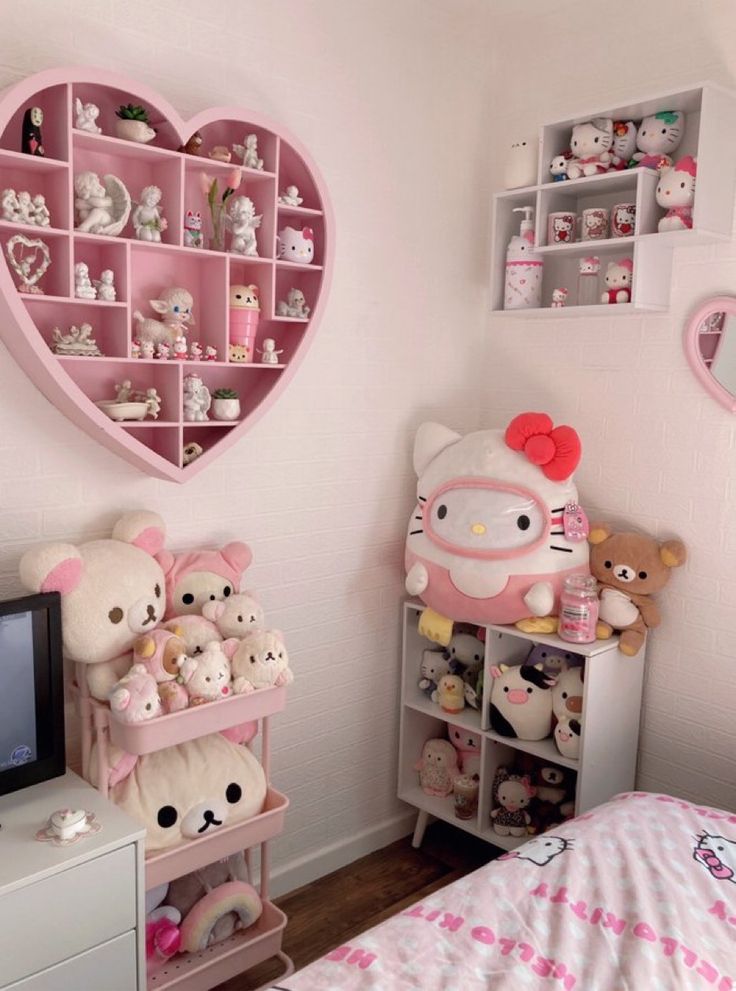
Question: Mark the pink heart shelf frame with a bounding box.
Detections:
[0,68,333,482]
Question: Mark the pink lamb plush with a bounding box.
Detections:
[178,642,232,704]
[109,663,162,723]
[156,542,253,619]
[202,591,264,640]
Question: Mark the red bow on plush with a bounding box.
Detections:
[505,412,582,481]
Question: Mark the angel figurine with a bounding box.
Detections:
[74,171,131,236]
[15,191,33,224]
[233,133,263,170]
[131,185,167,242]
[227,195,261,256]
[74,261,97,299]
[93,269,116,301]
[74,98,102,134]
[278,185,303,207]
[1,188,17,222]
[258,338,283,365]
[31,194,50,227]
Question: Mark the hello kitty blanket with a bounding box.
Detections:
[271,793,736,991]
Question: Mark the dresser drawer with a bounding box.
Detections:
[0,845,136,986]
[5,931,138,991]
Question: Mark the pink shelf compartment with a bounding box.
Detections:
[0,148,69,172]
[229,255,275,321]
[27,297,132,354]
[278,139,322,212]
[148,901,290,991]
[187,362,285,426]
[70,82,182,154]
[0,82,70,161]
[73,128,180,164]
[274,264,322,321]
[73,233,129,300]
[0,153,71,228]
[105,684,286,754]
[275,211,325,267]
[145,788,288,890]
[190,120,278,175]
[119,424,181,467]
[1,225,70,299]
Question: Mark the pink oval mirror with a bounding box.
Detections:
[685,296,736,412]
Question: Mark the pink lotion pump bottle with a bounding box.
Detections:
[504,206,543,310]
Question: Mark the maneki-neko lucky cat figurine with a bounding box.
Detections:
[405,412,589,645]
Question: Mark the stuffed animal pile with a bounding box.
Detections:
[417,629,485,714]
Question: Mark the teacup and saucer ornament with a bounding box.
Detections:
[36,808,101,846]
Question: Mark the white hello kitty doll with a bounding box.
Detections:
[156,341,171,360]
[656,156,696,231]
[601,258,633,304]
[566,118,614,179]
[173,335,188,360]
[630,110,684,171]
[204,345,217,361]
[550,287,568,308]
[549,154,569,181]
[140,340,155,360]
[189,341,203,360]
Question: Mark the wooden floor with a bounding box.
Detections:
[219,821,496,990]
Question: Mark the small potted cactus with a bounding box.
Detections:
[115,104,156,144]
[211,387,240,421]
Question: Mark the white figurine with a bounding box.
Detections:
[189,341,203,360]
[74,171,131,236]
[31,194,50,226]
[233,133,263,170]
[227,195,261,256]
[1,188,17,221]
[550,287,568,308]
[140,340,155,360]
[15,190,33,224]
[74,261,97,299]
[156,341,171,360]
[259,338,283,364]
[94,268,116,301]
[173,335,188,360]
[139,387,161,419]
[276,287,310,318]
[131,340,141,359]
[204,345,217,361]
[115,379,133,403]
[74,98,102,134]
[278,185,303,207]
[183,373,211,421]
[133,287,194,348]
[50,323,102,357]
[132,184,167,242]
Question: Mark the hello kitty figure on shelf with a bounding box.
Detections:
[74,261,96,300]
[233,133,263,171]
[277,226,314,265]
[227,196,261,256]
[610,120,637,169]
[140,340,155,360]
[189,341,203,360]
[132,185,167,242]
[656,156,697,231]
[173,336,188,360]
[550,288,568,308]
[183,373,211,422]
[94,269,116,301]
[566,118,614,179]
[183,210,203,249]
[601,258,633,304]
[204,345,217,361]
[156,341,171,360]
[629,110,685,171]
[549,154,569,181]
[73,98,102,134]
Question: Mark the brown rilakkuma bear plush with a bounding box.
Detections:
[588,524,686,656]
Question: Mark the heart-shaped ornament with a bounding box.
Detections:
[0,68,333,482]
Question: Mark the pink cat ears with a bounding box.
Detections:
[674,155,697,176]
[505,412,582,481]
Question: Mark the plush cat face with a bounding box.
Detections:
[604,261,632,290]
[570,118,613,158]
[277,226,314,264]
[636,110,684,156]
[656,156,697,209]
[184,210,202,231]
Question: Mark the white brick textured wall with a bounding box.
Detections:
[0,0,493,888]
[484,0,736,812]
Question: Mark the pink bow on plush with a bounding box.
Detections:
[505,412,582,481]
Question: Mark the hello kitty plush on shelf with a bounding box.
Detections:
[610,120,637,170]
[549,154,570,181]
[566,118,614,179]
[629,110,685,171]
[404,412,589,645]
[656,155,697,231]
[600,258,633,304]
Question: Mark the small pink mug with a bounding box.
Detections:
[547,211,576,245]
[611,202,636,238]
[580,207,609,241]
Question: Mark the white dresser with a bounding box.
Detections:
[0,771,145,990]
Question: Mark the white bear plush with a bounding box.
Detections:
[231,630,293,694]
[19,511,166,700]
[177,642,232,703]
[202,591,264,640]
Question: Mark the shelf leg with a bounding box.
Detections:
[252,951,294,991]
[411,810,430,849]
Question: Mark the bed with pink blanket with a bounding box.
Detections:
[271,793,736,991]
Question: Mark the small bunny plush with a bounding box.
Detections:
[109,663,162,723]
[177,642,232,704]
[202,591,264,640]
[231,631,292,695]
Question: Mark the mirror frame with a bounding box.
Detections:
[684,296,736,412]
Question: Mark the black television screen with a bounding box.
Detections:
[0,592,65,797]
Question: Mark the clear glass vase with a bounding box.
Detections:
[209,206,226,252]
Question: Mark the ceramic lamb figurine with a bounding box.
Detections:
[227,196,261,256]
[132,185,167,242]
[74,262,96,300]
[133,287,194,347]
[656,156,697,231]
[74,97,101,134]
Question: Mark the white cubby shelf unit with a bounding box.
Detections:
[490,83,736,317]
[398,600,645,853]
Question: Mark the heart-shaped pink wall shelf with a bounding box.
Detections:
[0,68,333,482]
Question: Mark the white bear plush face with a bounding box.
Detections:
[232,630,289,690]
[163,614,221,656]
[112,733,266,851]
[182,642,232,701]
[202,592,264,640]
[636,111,684,156]
[570,118,613,158]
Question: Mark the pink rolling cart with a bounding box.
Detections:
[77,665,293,991]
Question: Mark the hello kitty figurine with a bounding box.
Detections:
[132,340,141,359]
[189,341,203,360]
[550,287,568,308]
[156,341,171,360]
[173,335,188,360]
[630,110,685,171]
[277,226,314,265]
[405,412,589,643]
[566,118,614,179]
[601,258,633,304]
[204,345,217,361]
[656,156,697,231]
[549,154,569,181]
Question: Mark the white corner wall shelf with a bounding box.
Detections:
[490,83,736,317]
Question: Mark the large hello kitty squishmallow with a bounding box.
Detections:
[20,511,167,700]
[405,412,589,641]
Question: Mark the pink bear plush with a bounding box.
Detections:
[178,642,232,704]
[156,542,253,619]
[109,663,162,723]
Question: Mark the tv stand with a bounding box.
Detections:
[0,770,145,990]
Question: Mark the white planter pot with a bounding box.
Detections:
[115,119,156,144]
[211,398,241,421]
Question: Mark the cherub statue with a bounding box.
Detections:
[132,185,167,242]
[258,338,283,365]
[227,195,261,256]
[31,194,50,227]
[278,185,303,207]
[182,373,211,422]
[74,98,102,134]
[74,261,97,299]
[144,388,161,419]
[1,188,17,222]
[233,133,263,170]
[74,171,131,236]
[115,379,133,402]
[15,191,33,224]
[94,269,116,301]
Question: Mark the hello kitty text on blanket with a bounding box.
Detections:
[271,793,736,990]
